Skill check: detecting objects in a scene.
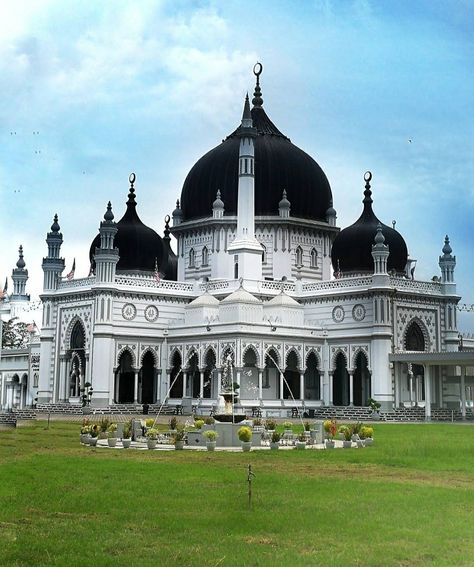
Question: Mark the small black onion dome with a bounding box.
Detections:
[179,72,332,222]
[160,215,178,281]
[51,214,60,232]
[89,174,165,273]
[16,245,26,269]
[331,172,408,274]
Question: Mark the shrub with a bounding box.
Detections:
[342,424,354,441]
[352,422,363,435]
[304,421,311,431]
[203,430,218,441]
[90,424,99,438]
[172,427,186,443]
[169,416,178,430]
[323,420,332,433]
[283,421,293,430]
[204,416,215,425]
[238,426,252,442]
[265,419,277,431]
[107,423,118,437]
[367,398,381,412]
[145,428,159,440]
[194,419,205,429]
[360,426,374,439]
[325,419,338,439]
[271,431,281,443]
[253,418,262,426]
[297,432,307,442]
[123,421,132,439]
[98,417,112,432]
[80,418,91,434]
[145,418,155,428]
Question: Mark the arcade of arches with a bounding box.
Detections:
[115,349,158,404]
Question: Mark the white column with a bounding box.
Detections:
[279,373,284,401]
[329,371,333,405]
[133,369,139,403]
[424,364,431,420]
[415,375,419,406]
[349,371,354,406]
[409,371,414,407]
[217,370,222,396]
[182,372,187,398]
[258,369,263,401]
[319,372,323,402]
[199,370,204,399]
[114,371,119,403]
[300,372,304,402]
[460,366,466,419]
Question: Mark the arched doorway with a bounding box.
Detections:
[304,353,320,400]
[169,351,183,398]
[68,321,86,398]
[284,351,300,399]
[140,351,155,404]
[405,321,426,401]
[116,350,134,403]
[353,351,370,406]
[203,350,216,399]
[333,352,349,406]
[264,349,279,399]
[242,348,258,400]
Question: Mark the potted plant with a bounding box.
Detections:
[194,419,205,430]
[107,423,118,447]
[265,419,276,433]
[146,427,159,449]
[325,419,337,449]
[80,419,91,444]
[122,421,132,448]
[323,419,332,439]
[253,418,264,433]
[367,397,381,419]
[270,430,281,450]
[341,424,353,448]
[360,426,374,446]
[351,422,363,442]
[238,425,253,452]
[203,429,218,451]
[172,427,186,450]
[283,421,293,435]
[98,417,111,439]
[295,431,307,450]
[89,424,99,446]
[204,416,215,425]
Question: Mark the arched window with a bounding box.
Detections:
[189,248,195,268]
[310,248,318,268]
[261,243,267,265]
[405,322,425,351]
[295,246,303,267]
[202,246,208,267]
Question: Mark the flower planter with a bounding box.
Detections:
[295,441,306,450]
[107,437,118,447]
[342,440,352,449]
[325,439,335,449]
[356,439,364,448]
[122,438,131,449]
[89,437,98,447]
[80,434,90,444]
[269,442,280,450]
[364,437,373,446]
[241,441,252,452]
[206,441,216,452]
[98,432,107,440]
[174,440,185,450]
[147,439,157,450]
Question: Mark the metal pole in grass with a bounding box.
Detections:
[247,464,255,509]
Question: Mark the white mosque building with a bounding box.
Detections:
[2,65,474,420]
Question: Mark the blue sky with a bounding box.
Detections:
[0,0,473,329]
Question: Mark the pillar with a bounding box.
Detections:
[424,364,431,420]
[349,371,354,406]
[300,372,305,402]
[133,369,139,403]
[329,371,333,405]
[279,373,284,401]
[258,369,263,401]
[409,370,414,407]
[182,371,187,398]
[217,370,222,396]
[199,370,204,399]
[460,366,466,419]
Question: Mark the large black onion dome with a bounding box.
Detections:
[179,72,332,222]
[331,172,408,274]
[89,174,166,274]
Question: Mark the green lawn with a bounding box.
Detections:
[1,421,473,567]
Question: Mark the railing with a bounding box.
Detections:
[389,276,443,295]
[115,276,194,292]
[58,277,96,289]
[302,277,373,292]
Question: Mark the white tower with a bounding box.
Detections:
[94,201,119,284]
[227,94,263,280]
[41,215,65,291]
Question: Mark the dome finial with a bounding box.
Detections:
[241,93,253,127]
[442,235,452,256]
[104,201,114,221]
[164,215,171,239]
[252,62,263,108]
[127,172,136,206]
[363,170,373,207]
[16,245,26,269]
[51,214,60,232]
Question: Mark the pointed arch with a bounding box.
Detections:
[261,243,267,264]
[295,245,303,267]
[185,347,200,369]
[203,348,216,399]
[404,318,429,352]
[221,346,235,367]
[140,350,156,404]
[242,344,260,368]
[353,350,370,406]
[264,347,281,368]
[351,347,369,370]
[305,348,321,368]
[116,349,135,403]
[310,247,318,268]
[65,316,86,351]
[284,350,300,399]
[140,347,158,367]
[168,346,182,368]
[304,351,320,400]
[333,351,349,406]
[331,348,348,371]
[116,345,136,368]
[203,345,217,366]
[285,348,301,370]
[202,246,209,267]
[169,349,183,398]
[263,347,280,398]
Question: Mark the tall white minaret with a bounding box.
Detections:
[227,94,263,280]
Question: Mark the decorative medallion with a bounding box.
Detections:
[144,305,159,322]
[121,303,136,321]
[352,304,366,322]
[332,306,345,323]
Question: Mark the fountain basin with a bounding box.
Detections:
[213,414,247,424]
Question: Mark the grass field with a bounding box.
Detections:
[1,421,473,567]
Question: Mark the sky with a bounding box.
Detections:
[0,0,473,330]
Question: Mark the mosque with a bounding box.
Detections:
[1,65,473,420]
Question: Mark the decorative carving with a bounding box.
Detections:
[352,304,366,322]
[332,306,345,323]
[122,303,136,320]
[144,305,159,322]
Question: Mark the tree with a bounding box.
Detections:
[1,318,30,349]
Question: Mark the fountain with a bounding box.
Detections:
[213,354,247,424]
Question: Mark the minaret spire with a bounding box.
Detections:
[11,244,29,300]
[252,62,263,108]
[227,87,263,280]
